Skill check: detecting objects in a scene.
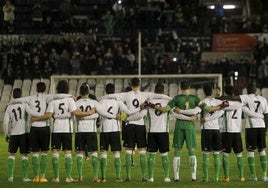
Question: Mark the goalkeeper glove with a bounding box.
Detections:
[220,100,229,109]
[143,101,156,108]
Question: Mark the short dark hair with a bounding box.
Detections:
[224,85,235,96]
[124,86,132,92]
[154,83,164,94]
[79,84,89,96]
[36,82,46,93]
[105,83,115,94]
[131,77,140,87]
[13,88,22,99]
[247,83,256,94]
[203,84,213,96]
[56,80,69,94]
[180,80,190,90]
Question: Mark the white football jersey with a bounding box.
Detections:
[201,97,223,130]
[112,91,170,125]
[147,98,170,133]
[47,98,77,133]
[14,93,70,127]
[75,98,99,132]
[97,98,121,132]
[240,94,268,128]
[221,101,243,133]
[4,103,30,136]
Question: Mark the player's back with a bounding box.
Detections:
[26,94,48,115]
[174,94,200,109]
[202,97,223,130]
[75,98,98,132]
[98,98,121,132]
[147,98,170,133]
[48,98,76,133]
[222,101,243,133]
[5,103,27,135]
[240,94,268,128]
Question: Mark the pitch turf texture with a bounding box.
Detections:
[0,131,267,188]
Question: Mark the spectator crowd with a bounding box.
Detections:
[0,0,268,88]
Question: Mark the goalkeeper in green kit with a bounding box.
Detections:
[154,80,228,181]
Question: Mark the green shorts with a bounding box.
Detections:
[173,128,196,150]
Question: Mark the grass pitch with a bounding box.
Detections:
[0,131,267,188]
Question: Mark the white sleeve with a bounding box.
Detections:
[170,109,191,120]
[204,110,224,121]
[46,94,72,103]
[46,101,53,113]
[96,103,116,119]
[224,102,243,111]
[25,104,41,116]
[8,96,30,105]
[98,93,126,101]
[242,106,264,119]
[3,109,10,137]
[53,112,72,119]
[126,109,148,121]
[118,101,140,115]
[83,113,99,120]
[179,106,202,115]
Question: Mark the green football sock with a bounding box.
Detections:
[65,155,72,179]
[100,157,107,179]
[237,155,244,178]
[148,153,156,179]
[22,157,29,179]
[260,154,267,177]
[202,153,209,179]
[248,156,256,177]
[76,155,83,179]
[161,154,169,178]
[8,156,15,178]
[40,154,48,178]
[32,155,39,177]
[140,152,147,178]
[114,157,121,179]
[125,152,132,178]
[92,155,99,179]
[223,153,229,178]
[213,153,220,180]
[52,155,59,178]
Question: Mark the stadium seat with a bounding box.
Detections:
[0,79,5,96]
[163,83,169,95]
[197,88,205,99]
[114,78,123,93]
[30,78,40,94]
[42,78,50,93]
[95,83,105,98]
[123,79,131,88]
[2,85,13,97]
[13,79,23,89]
[69,79,78,96]
[1,95,11,104]
[150,83,156,93]
[21,79,32,96]
[190,88,197,95]
[105,78,114,85]
[169,83,178,98]
[87,79,96,88]
[261,88,268,99]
